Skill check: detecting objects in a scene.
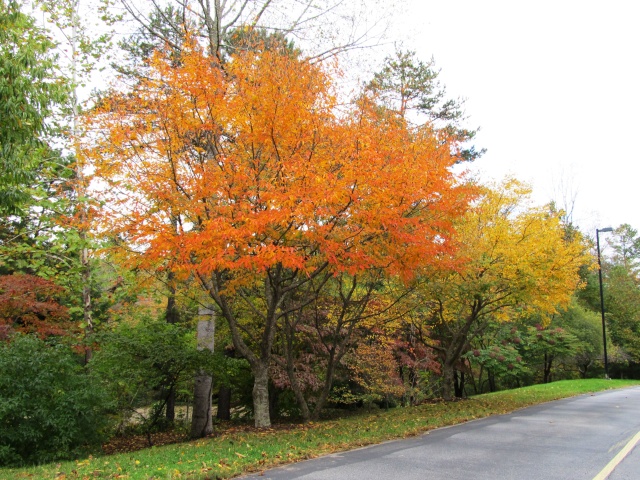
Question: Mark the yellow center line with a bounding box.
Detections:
[592,430,640,480]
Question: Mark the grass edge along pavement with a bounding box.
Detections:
[5,379,639,479]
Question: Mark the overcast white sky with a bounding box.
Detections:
[68,0,638,236]
[389,0,640,235]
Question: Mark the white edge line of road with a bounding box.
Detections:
[592,429,640,480]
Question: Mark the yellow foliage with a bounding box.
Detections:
[424,178,591,325]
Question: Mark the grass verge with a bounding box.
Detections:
[4,379,639,479]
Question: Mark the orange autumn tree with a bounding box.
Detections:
[84,39,471,428]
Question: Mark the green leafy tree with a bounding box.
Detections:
[465,299,600,393]
[579,224,640,369]
[609,224,640,273]
[0,0,68,215]
[465,324,528,394]
[366,48,484,161]
[553,300,602,378]
[90,320,211,442]
[0,0,118,343]
[604,225,640,363]
[31,0,123,361]
[0,1,98,350]
[605,264,640,363]
[522,324,581,383]
[0,334,112,466]
[113,3,189,76]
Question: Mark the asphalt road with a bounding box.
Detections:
[240,386,640,480]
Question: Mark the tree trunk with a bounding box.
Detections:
[435,309,481,402]
[579,359,591,379]
[310,386,330,421]
[253,363,271,428]
[190,315,215,438]
[217,385,231,420]
[454,370,465,398]
[82,253,92,364]
[281,320,311,421]
[165,276,179,324]
[166,385,176,422]
[543,354,553,383]
[217,346,234,420]
[70,1,93,367]
[190,374,213,438]
[203,264,330,428]
[441,360,455,401]
[311,349,341,421]
[408,366,419,406]
[165,273,179,421]
[467,359,480,395]
[488,370,496,392]
[285,361,311,422]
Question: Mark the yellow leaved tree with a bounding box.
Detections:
[413,179,591,400]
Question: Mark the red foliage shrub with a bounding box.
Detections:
[0,274,73,339]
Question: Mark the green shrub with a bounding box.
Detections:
[0,335,113,466]
[90,320,209,431]
[90,320,256,435]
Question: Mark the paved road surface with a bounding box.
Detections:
[240,387,640,480]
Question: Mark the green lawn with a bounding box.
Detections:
[4,379,639,479]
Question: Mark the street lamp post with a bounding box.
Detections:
[596,227,613,379]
